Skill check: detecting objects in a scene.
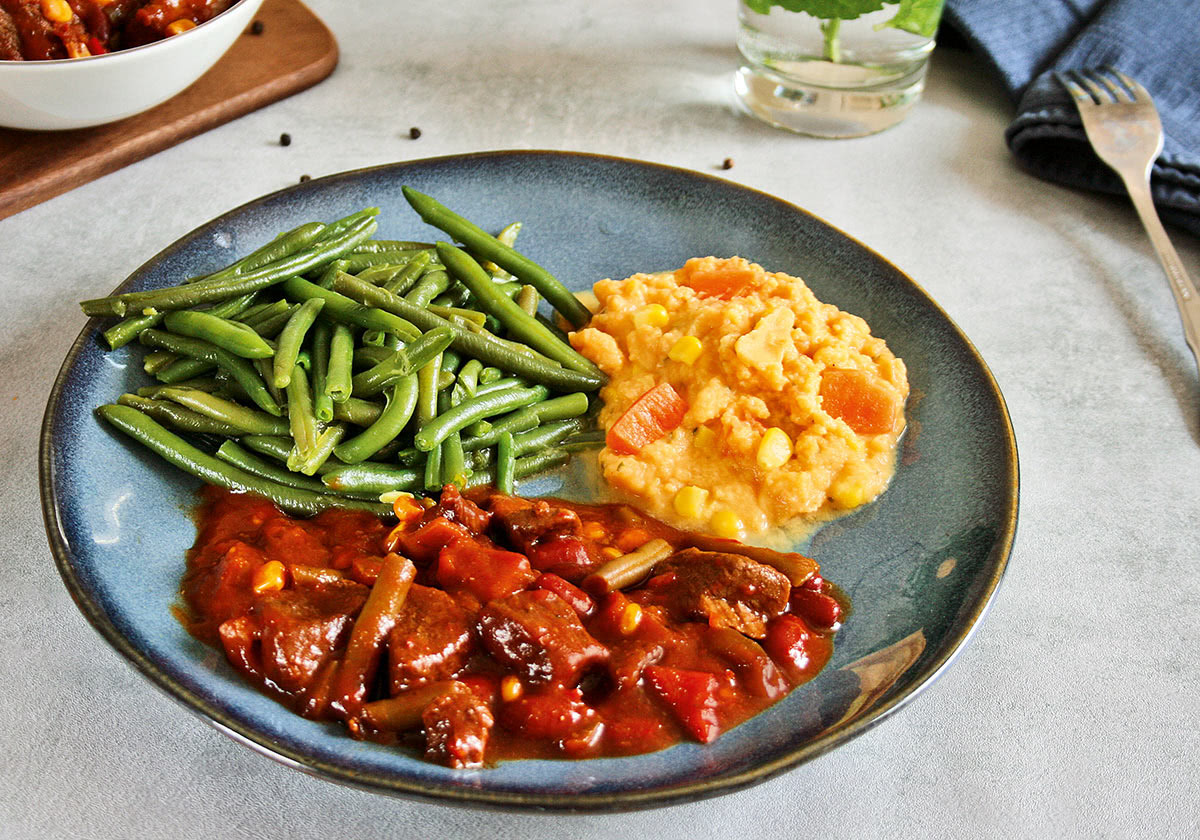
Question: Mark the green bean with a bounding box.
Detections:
[245,307,297,339]
[416,352,444,491]
[216,440,362,496]
[440,384,469,488]
[405,267,452,307]
[321,208,381,239]
[431,280,473,308]
[310,321,334,423]
[436,243,599,376]
[414,384,548,452]
[496,431,515,494]
[428,305,487,327]
[516,285,539,316]
[585,539,673,593]
[353,239,434,253]
[155,387,290,436]
[382,251,433,295]
[511,418,588,455]
[322,463,424,495]
[342,249,428,273]
[140,329,279,415]
[116,394,244,436]
[136,378,222,397]
[354,345,394,368]
[236,298,293,328]
[97,404,390,516]
[325,323,355,403]
[480,221,522,281]
[356,263,409,289]
[286,364,320,459]
[104,290,260,351]
[402,188,591,327]
[334,374,419,464]
[291,422,348,475]
[240,435,342,476]
[315,258,351,290]
[330,272,603,392]
[353,327,455,394]
[455,359,483,399]
[142,351,176,375]
[163,309,275,359]
[473,376,527,397]
[479,366,502,384]
[466,419,492,438]
[81,215,379,317]
[560,429,606,451]
[273,298,325,388]
[254,357,284,410]
[460,393,590,451]
[198,222,328,284]
[155,357,215,384]
[283,276,421,340]
[463,447,570,489]
[333,396,384,427]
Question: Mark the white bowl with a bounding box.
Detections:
[0,0,265,131]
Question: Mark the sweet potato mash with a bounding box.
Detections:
[570,256,908,537]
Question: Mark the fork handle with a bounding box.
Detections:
[1120,173,1200,370]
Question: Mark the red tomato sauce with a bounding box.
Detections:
[180,485,843,767]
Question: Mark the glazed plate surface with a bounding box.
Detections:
[41,151,1017,811]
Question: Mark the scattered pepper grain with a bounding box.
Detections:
[279,132,292,147]
[409,126,422,139]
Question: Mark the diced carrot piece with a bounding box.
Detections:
[606,382,688,455]
[818,368,901,434]
[675,258,757,299]
[642,666,721,743]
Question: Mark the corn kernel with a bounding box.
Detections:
[668,335,702,365]
[672,485,709,519]
[693,425,718,452]
[252,560,287,594]
[500,675,524,702]
[392,493,424,525]
[166,18,197,35]
[601,546,623,559]
[41,0,73,23]
[756,427,793,469]
[829,480,869,510]
[619,602,643,635]
[710,509,744,540]
[633,303,670,329]
[582,521,607,541]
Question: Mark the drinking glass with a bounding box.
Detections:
[735,2,942,138]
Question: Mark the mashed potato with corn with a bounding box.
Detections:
[569,256,908,537]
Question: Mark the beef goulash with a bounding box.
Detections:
[0,0,235,60]
[182,485,844,768]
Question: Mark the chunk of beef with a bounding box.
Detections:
[487,494,583,553]
[398,515,472,565]
[388,584,474,693]
[432,484,492,535]
[645,548,790,638]
[477,590,609,686]
[422,681,495,769]
[486,495,599,580]
[219,583,368,694]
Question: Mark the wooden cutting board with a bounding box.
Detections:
[0,0,337,221]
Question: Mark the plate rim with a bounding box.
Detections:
[39,149,1019,811]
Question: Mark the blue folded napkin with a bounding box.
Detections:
[943,0,1200,236]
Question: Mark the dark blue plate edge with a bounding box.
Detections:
[39,149,1019,813]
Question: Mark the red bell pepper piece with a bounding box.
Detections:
[606,382,688,455]
[642,665,721,744]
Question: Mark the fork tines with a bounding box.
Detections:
[1056,66,1151,106]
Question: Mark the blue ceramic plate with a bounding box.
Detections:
[41,151,1017,811]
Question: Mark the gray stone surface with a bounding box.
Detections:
[3,1,1198,837]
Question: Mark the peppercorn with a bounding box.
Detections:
[279,133,291,146]
[299,174,311,183]
[249,20,264,35]
[409,126,422,140]
[721,157,734,170]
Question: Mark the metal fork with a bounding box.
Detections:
[1057,66,1200,379]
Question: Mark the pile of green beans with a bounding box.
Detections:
[81,200,604,517]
